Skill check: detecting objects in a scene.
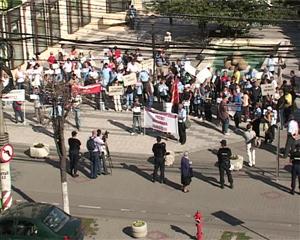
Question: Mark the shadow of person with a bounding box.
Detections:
[30,123,54,138]
[191,119,223,134]
[259,142,277,155]
[107,119,132,133]
[121,163,153,182]
[170,225,195,239]
[193,170,220,188]
[245,171,291,193]
[164,178,182,191]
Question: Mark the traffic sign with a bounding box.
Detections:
[0,144,14,163]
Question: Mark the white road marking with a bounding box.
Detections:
[140,210,147,213]
[16,199,23,203]
[78,205,101,209]
[185,214,191,218]
[120,208,131,212]
[52,202,60,206]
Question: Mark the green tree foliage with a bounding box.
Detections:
[151,0,298,34]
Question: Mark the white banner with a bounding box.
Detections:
[123,73,137,86]
[196,67,212,84]
[184,63,196,76]
[144,108,179,138]
[2,89,25,102]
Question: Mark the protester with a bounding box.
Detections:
[218,95,230,135]
[245,124,257,167]
[178,103,187,144]
[12,101,24,124]
[283,115,299,158]
[87,130,99,179]
[131,98,142,135]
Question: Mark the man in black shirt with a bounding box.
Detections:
[290,144,300,195]
[217,140,233,189]
[152,136,167,183]
[68,131,81,177]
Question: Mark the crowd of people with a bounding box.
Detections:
[9,43,299,192]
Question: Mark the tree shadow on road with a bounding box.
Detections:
[30,123,54,138]
[244,171,291,194]
[191,119,223,134]
[12,185,35,203]
[170,225,195,239]
[107,119,132,133]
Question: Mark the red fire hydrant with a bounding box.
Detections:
[194,211,203,240]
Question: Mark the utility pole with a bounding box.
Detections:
[0,45,11,211]
[150,15,156,83]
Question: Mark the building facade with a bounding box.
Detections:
[0,0,138,69]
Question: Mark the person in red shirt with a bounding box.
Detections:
[12,101,24,123]
[47,52,56,67]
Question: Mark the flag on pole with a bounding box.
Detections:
[171,78,179,105]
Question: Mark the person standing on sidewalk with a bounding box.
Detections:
[71,92,82,131]
[217,140,233,189]
[68,131,81,177]
[152,136,167,183]
[181,151,193,193]
[283,115,299,158]
[178,103,187,144]
[218,95,230,135]
[244,124,256,167]
[289,144,300,195]
[12,101,24,124]
[131,98,142,135]
[87,130,100,179]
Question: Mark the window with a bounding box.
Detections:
[0,220,14,235]
[43,207,70,232]
[48,0,61,45]
[106,0,129,13]
[67,0,80,34]
[7,6,24,68]
[15,220,38,237]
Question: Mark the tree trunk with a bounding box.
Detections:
[53,116,70,214]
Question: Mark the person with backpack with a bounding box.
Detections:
[217,140,233,189]
[87,130,100,179]
[152,136,167,183]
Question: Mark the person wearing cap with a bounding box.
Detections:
[181,151,193,193]
[217,139,233,189]
[68,131,81,177]
[283,115,299,158]
[244,124,257,167]
[152,136,167,183]
[289,144,300,195]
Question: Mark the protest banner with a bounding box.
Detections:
[196,67,212,83]
[72,84,102,95]
[184,63,196,76]
[108,86,124,96]
[144,108,179,138]
[2,89,25,102]
[123,73,137,86]
[227,102,242,117]
[261,84,276,96]
[142,59,154,72]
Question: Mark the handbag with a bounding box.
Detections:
[185,119,191,129]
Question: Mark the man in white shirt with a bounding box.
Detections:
[127,60,140,74]
[283,115,299,158]
[244,124,256,167]
[63,58,73,81]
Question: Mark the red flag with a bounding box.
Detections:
[72,84,102,95]
[171,78,179,105]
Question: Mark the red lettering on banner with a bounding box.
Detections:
[153,118,168,126]
[156,115,165,121]
[153,124,167,132]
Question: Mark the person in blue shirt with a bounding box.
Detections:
[101,63,111,88]
[232,89,242,128]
